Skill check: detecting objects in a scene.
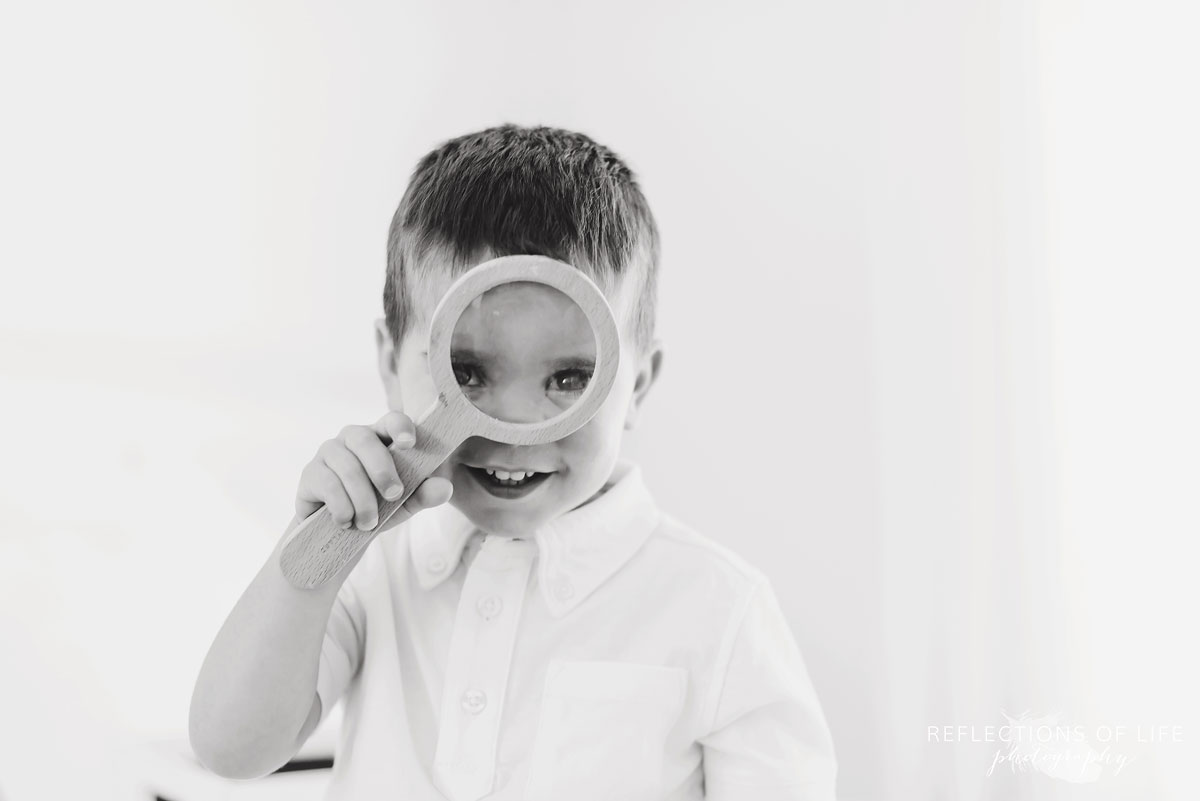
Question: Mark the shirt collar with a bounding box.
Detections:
[408,460,661,617]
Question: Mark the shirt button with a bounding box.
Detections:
[476,595,503,620]
[461,688,488,715]
[552,577,574,600]
[426,555,447,573]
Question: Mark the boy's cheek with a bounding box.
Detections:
[432,461,460,482]
[588,369,637,435]
[393,347,439,415]
[561,404,626,460]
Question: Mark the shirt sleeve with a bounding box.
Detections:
[314,562,367,724]
[699,578,838,800]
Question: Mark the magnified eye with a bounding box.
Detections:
[452,361,484,388]
[550,367,592,394]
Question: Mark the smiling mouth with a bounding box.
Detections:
[464,466,553,497]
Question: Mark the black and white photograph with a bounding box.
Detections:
[1,1,1196,799]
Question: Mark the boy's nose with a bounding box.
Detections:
[473,385,559,424]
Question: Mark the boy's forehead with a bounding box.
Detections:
[406,272,457,329]
[403,256,637,343]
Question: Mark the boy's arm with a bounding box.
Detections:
[188,411,452,779]
[187,527,362,779]
[699,578,838,801]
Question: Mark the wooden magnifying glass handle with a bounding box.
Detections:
[278,399,465,589]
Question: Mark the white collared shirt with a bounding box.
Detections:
[315,460,837,800]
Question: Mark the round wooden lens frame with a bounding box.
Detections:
[278,255,621,589]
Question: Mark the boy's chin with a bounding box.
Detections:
[448,494,558,539]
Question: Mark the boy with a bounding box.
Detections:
[189,124,838,800]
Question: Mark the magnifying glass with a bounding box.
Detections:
[278,255,621,589]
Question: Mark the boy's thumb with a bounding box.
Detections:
[416,476,454,508]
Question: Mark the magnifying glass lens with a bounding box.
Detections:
[450,281,597,424]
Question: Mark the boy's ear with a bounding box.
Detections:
[374,318,403,407]
[624,337,664,431]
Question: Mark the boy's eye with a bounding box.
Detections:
[550,368,592,394]
[452,362,483,388]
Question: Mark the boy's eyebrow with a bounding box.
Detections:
[548,356,596,371]
[450,347,595,371]
[449,346,490,362]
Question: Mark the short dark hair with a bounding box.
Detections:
[384,124,660,352]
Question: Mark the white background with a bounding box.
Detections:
[1,1,1197,799]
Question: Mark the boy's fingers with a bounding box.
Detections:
[377,477,454,534]
[297,461,355,528]
[373,410,416,448]
[319,442,379,531]
[343,426,404,501]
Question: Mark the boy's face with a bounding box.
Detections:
[375,260,662,538]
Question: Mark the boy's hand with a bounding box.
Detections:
[294,410,453,533]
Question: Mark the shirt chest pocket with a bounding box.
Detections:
[524,659,688,801]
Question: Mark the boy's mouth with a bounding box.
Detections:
[463,465,553,499]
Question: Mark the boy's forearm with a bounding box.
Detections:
[188,523,352,779]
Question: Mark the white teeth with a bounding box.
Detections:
[480,468,537,482]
